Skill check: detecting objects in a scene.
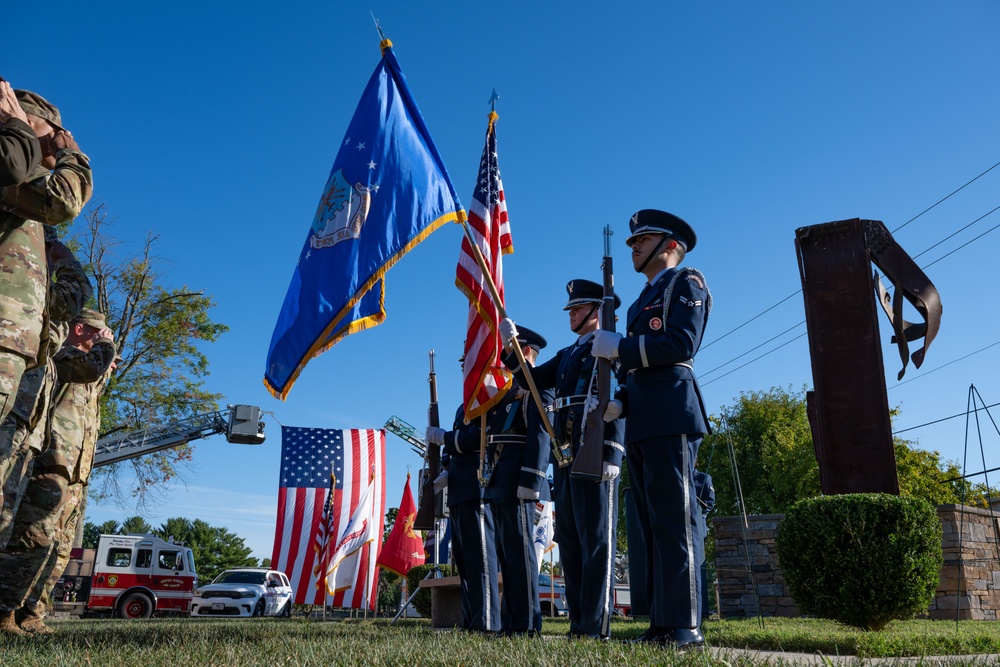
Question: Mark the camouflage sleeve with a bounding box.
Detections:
[47,243,93,323]
[21,148,93,225]
[54,339,116,384]
[0,118,41,186]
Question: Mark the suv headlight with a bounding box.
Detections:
[241,592,257,598]
[193,590,203,597]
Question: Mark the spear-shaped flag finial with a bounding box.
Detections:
[370,11,392,54]
[489,88,500,112]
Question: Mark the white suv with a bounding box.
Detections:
[190,568,293,618]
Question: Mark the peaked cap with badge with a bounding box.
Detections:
[625,209,697,252]
[512,325,546,352]
[563,279,621,311]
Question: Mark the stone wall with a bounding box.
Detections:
[714,504,1000,620]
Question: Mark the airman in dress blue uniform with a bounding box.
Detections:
[501,280,625,639]
[426,375,500,633]
[485,326,549,636]
[591,209,713,651]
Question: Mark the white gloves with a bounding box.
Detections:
[433,469,449,492]
[603,399,623,422]
[517,485,539,501]
[425,426,446,446]
[601,463,621,482]
[591,330,622,359]
[499,318,519,351]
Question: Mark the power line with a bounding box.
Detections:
[890,340,1000,389]
[700,321,804,379]
[890,159,1000,234]
[893,401,1000,436]
[700,332,808,388]
[920,208,1000,270]
[700,290,800,351]
[911,204,1000,260]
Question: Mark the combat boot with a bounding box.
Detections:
[0,610,28,636]
[18,616,53,634]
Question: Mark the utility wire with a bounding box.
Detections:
[893,401,1000,435]
[700,333,808,388]
[700,321,804,379]
[890,340,1000,389]
[700,291,800,351]
[890,159,1000,234]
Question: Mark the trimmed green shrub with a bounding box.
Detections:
[405,563,451,618]
[776,493,943,631]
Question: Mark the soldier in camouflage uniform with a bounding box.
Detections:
[0,90,92,426]
[0,309,114,636]
[0,228,92,549]
[19,353,117,633]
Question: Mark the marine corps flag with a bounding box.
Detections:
[376,473,425,576]
[265,38,466,399]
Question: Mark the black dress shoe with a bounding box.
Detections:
[631,627,669,644]
[666,627,705,651]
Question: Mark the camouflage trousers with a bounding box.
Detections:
[0,470,78,611]
[0,351,27,430]
[20,482,85,620]
[0,414,42,550]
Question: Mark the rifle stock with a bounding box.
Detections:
[572,226,615,481]
[413,350,440,530]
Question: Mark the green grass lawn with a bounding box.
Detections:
[2,615,1000,666]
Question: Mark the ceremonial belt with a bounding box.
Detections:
[865,220,942,380]
[486,434,526,445]
[546,395,588,411]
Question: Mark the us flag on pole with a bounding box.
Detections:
[271,426,385,608]
[456,110,513,421]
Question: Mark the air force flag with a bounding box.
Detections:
[265,42,465,399]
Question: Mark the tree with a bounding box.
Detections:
[83,520,120,548]
[152,517,257,583]
[73,204,228,509]
[703,385,994,517]
[120,515,154,535]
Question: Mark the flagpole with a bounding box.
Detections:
[458,219,563,453]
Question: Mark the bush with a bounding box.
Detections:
[405,563,451,618]
[775,493,943,631]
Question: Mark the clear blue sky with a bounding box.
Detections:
[5,2,999,560]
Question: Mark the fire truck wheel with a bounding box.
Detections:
[119,592,153,619]
[280,602,291,618]
[252,600,265,617]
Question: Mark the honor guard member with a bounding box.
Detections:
[484,326,550,636]
[590,209,712,651]
[0,90,92,427]
[693,465,715,619]
[500,280,625,639]
[426,361,501,634]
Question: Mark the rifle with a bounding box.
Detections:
[413,349,440,530]
[572,225,615,481]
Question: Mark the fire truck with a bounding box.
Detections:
[52,533,197,619]
[51,404,267,619]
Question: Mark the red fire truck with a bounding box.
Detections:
[52,533,197,619]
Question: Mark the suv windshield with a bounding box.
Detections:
[213,571,267,585]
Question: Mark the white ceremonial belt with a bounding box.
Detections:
[487,434,526,445]
[546,395,588,411]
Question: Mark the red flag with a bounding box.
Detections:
[456,112,513,421]
[376,474,426,576]
[271,427,386,609]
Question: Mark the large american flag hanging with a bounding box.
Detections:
[271,426,385,608]
[456,111,513,422]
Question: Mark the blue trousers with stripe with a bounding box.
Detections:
[449,500,500,632]
[489,498,541,633]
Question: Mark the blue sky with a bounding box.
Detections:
[5,1,1000,559]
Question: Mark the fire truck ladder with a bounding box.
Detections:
[383,415,426,456]
[94,404,266,467]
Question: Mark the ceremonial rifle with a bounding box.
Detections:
[413,350,440,530]
[572,225,615,481]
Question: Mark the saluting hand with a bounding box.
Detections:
[0,82,28,124]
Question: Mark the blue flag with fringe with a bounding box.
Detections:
[265,42,465,399]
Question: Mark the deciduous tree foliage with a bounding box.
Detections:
[73,204,228,508]
[702,386,993,517]
[82,516,258,583]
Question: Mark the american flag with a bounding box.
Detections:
[271,426,385,608]
[456,112,513,421]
